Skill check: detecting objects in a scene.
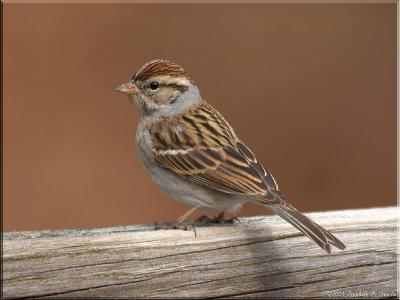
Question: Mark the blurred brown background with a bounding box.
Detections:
[3,3,397,232]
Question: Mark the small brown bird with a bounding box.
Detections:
[117,59,345,253]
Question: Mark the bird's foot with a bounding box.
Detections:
[154,221,193,231]
[194,215,214,224]
[215,211,240,224]
[213,214,240,224]
[216,216,240,224]
[195,214,239,224]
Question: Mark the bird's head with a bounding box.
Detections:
[117,59,202,118]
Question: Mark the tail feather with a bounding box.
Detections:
[268,201,345,253]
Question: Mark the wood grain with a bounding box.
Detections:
[3,207,398,299]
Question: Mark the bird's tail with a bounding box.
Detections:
[263,192,345,253]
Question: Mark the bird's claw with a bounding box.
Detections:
[195,215,239,224]
[154,221,194,233]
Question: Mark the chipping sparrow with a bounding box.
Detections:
[117,59,345,253]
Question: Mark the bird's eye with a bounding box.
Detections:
[149,82,159,90]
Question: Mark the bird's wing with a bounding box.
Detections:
[149,101,280,201]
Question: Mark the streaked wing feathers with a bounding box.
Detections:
[236,141,279,190]
[150,102,276,197]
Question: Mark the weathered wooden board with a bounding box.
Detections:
[3,207,398,299]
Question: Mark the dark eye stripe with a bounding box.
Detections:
[140,81,188,94]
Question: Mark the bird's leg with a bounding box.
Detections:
[176,207,198,225]
[154,207,198,231]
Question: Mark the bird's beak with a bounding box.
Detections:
[116,81,138,95]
